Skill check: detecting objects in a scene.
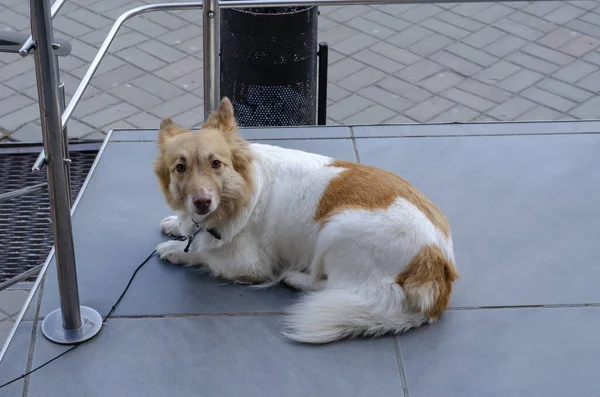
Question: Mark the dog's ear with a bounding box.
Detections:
[229,132,253,183]
[158,117,185,145]
[202,97,237,133]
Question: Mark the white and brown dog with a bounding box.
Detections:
[154,97,459,344]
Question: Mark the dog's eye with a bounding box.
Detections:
[211,160,221,169]
[175,163,186,173]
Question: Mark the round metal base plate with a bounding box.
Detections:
[41,306,103,345]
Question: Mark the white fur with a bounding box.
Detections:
[156,143,455,343]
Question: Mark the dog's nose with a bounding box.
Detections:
[192,194,212,213]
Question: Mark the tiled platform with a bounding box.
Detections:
[2,122,600,396]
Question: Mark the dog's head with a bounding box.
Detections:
[153,97,254,226]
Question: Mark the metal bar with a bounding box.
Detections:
[0,265,43,292]
[0,182,47,202]
[30,0,82,331]
[32,2,204,172]
[203,0,220,117]
[19,0,68,57]
[0,31,71,56]
[0,129,113,364]
[58,79,72,203]
[317,42,328,126]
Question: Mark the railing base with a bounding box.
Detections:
[41,306,103,345]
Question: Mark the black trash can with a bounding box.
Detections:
[220,6,323,127]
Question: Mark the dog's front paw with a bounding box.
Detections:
[156,240,189,265]
[160,215,184,237]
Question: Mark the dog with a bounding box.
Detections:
[154,97,459,344]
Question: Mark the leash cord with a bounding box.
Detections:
[0,249,157,390]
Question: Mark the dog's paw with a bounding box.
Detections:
[156,240,188,265]
[160,215,183,237]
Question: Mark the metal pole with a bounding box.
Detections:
[58,79,72,203]
[29,0,101,345]
[203,0,220,118]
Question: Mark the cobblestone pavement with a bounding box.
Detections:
[0,1,600,140]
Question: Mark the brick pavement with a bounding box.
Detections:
[0,1,599,140]
[0,288,28,346]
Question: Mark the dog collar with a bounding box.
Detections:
[183,221,221,253]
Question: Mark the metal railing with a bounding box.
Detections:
[0,0,569,363]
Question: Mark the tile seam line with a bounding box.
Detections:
[448,303,600,310]
[22,279,44,397]
[349,125,361,163]
[392,337,411,397]
[352,131,600,139]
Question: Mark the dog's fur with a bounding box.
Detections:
[154,97,459,344]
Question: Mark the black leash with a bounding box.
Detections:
[0,249,157,390]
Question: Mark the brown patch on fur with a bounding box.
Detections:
[153,97,254,228]
[396,244,459,320]
[315,160,451,237]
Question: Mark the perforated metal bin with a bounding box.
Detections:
[220,5,327,127]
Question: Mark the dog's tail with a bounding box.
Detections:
[283,244,459,344]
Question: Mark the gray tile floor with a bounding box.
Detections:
[1,123,599,396]
[1,1,600,142]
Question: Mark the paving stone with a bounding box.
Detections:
[327,83,352,102]
[81,102,140,128]
[440,87,496,112]
[398,4,444,23]
[583,50,600,65]
[370,42,421,66]
[506,52,561,74]
[376,76,432,102]
[109,84,163,109]
[70,55,126,79]
[0,289,28,316]
[404,95,455,122]
[537,77,594,102]
[420,17,470,39]
[70,38,104,63]
[474,60,522,84]
[559,35,600,57]
[492,18,546,41]
[472,3,514,24]
[0,102,40,131]
[327,5,372,23]
[430,104,480,122]
[91,64,146,91]
[508,11,557,34]
[53,15,94,37]
[72,92,121,118]
[176,37,203,55]
[328,94,374,121]
[80,130,107,140]
[569,95,600,118]
[0,59,34,81]
[452,3,492,18]
[521,43,576,66]
[157,25,201,46]
[462,26,507,49]
[143,11,189,30]
[498,69,545,93]
[0,84,15,101]
[429,50,483,76]
[345,17,395,39]
[552,60,598,83]
[66,8,113,29]
[64,119,94,139]
[394,59,444,83]
[357,86,414,112]
[574,70,600,92]
[435,11,486,32]
[343,104,396,124]
[566,19,600,40]
[148,93,202,119]
[521,86,578,111]
[522,1,563,17]
[153,57,201,81]
[115,47,166,72]
[485,35,528,58]
[131,74,186,101]
[0,8,30,30]
[106,32,149,53]
[488,96,537,119]
[125,16,170,37]
[334,33,379,56]
[543,4,587,25]
[351,49,404,74]
[337,67,386,92]
[126,111,164,129]
[58,56,87,74]
[444,42,499,67]
[171,106,205,128]
[5,121,41,141]
[0,94,34,118]
[387,25,433,48]
[328,58,365,82]
[385,113,417,123]
[172,70,204,92]
[419,71,465,93]
[516,105,566,121]
[537,27,581,49]
[4,71,37,92]
[362,9,411,31]
[409,34,455,57]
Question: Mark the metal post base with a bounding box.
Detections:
[41,306,102,345]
